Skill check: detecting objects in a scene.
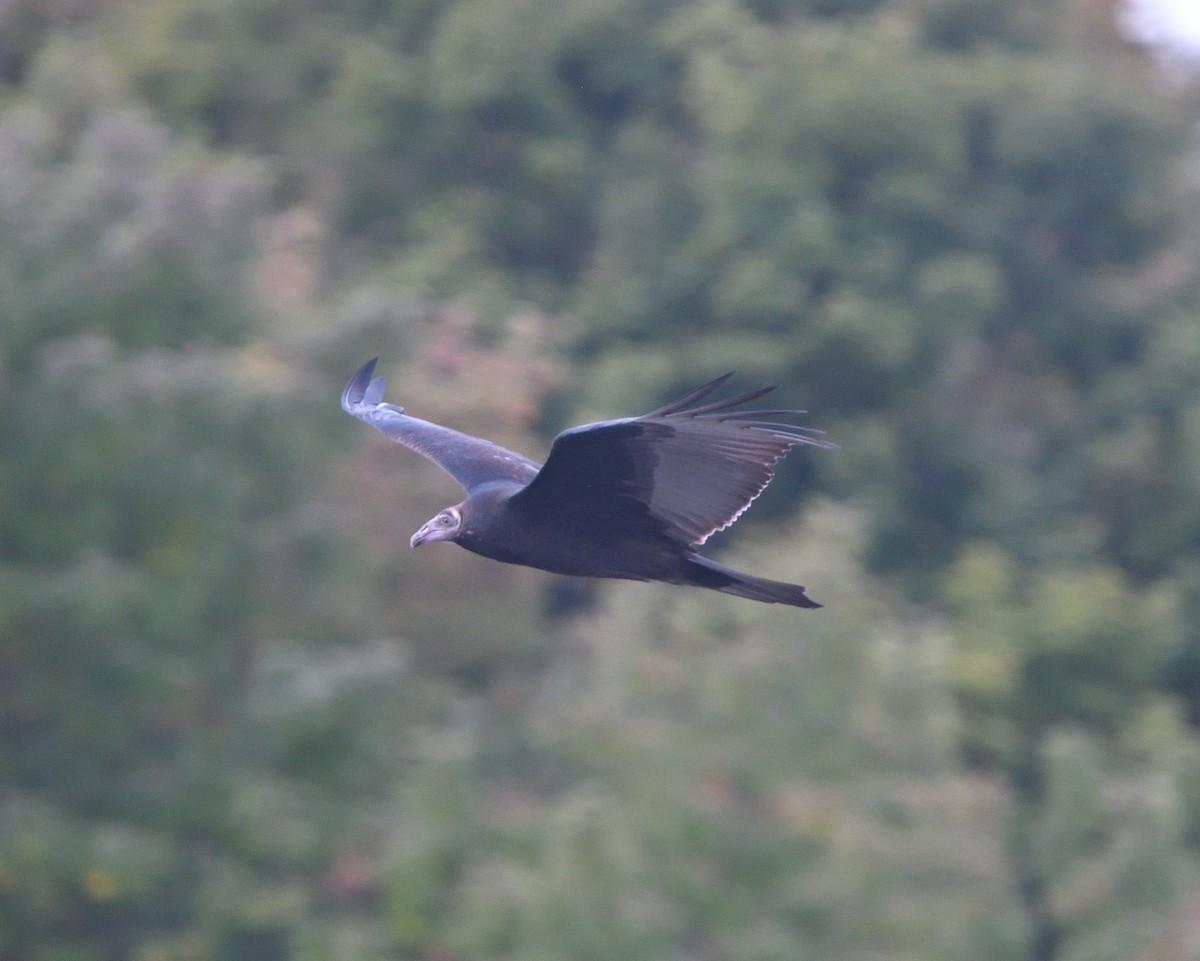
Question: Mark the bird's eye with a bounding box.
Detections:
[439,513,455,527]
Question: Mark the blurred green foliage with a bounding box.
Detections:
[3,0,1200,958]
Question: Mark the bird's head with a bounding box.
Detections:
[410,504,463,547]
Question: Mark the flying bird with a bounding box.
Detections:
[341,359,835,608]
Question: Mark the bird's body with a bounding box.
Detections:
[453,482,683,581]
[342,359,834,608]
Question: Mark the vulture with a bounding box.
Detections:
[341,359,835,608]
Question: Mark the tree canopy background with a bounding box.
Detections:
[3,0,1200,959]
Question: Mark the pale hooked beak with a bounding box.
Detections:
[410,506,461,547]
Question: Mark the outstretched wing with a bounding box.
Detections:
[341,359,541,493]
[508,373,835,546]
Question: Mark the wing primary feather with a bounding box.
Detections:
[340,357,378,412]
[673,385,777,417]
[714,408,807,419]
[363,376,388,407]
[639,373,835,448]
[645,372,736,417]
[731,422,838,448]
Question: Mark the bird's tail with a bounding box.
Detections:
[683,555,821,609]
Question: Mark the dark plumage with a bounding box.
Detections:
[341,359,835,608]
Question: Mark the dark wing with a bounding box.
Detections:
[508,372,835,546]
[341,358,541,493]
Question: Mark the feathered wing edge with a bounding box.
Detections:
[646,371,837,451]
[341,358,541,492]
[629,373,837,547]
[341,358,395,414]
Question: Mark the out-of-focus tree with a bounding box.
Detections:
[0,39,412,960]
[370,505,1200,961]
[941,543,1198,958]
[0,40,575,958]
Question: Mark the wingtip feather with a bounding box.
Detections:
[363,375,386,406]
[682,384,777,417]
[647,371,737,417]
[341,357,379,412]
